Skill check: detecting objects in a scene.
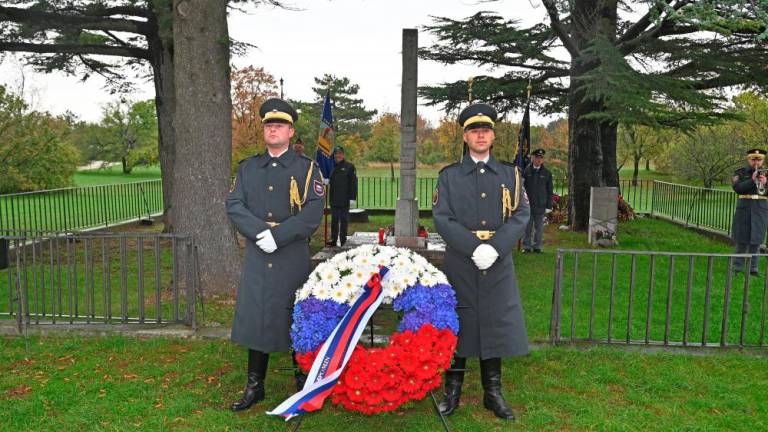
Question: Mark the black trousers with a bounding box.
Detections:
[330,205,350,245]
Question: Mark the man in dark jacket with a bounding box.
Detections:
[226,98,324,411]
[327,146,357,246]
[522,148,554,253]
[433,103,530,421]
[732,148,768,275]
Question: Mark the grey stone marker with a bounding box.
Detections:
[394,28,425,249]
[589,187,619,246]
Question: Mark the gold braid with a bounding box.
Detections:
[501,168,522,222]
[289,162,316,214]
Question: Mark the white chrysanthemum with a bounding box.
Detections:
[419,272,436,287]
[392,253,414,269]
[330,284,350,303]
[318,265,341,285]
[349,265,375,286]
[434,271,449,285]
[314,282,332,300]
[412,253,430,268]
[336,258,355,273]
[295,282,313,302]
[352,253,376,268]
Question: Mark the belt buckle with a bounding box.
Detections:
[266,222,279,228]
[476,230,492,240]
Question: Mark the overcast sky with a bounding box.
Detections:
[0,0,561,126]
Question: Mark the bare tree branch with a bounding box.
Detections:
[541,0,579,57]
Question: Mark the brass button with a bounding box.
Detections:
[480,168,485,174]
[482,270,487,276]
[481,192,487,199]
[272,162,277,167]
[267,262,273,268]
[267,212,273,218]
[481,220,487,226]
[268,185,274,191]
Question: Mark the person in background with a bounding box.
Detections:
[326,146,357,247]
[522,148,553,253]
[293,137,305,157]
[731,148,768,276]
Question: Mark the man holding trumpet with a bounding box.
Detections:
[732,148,768,276]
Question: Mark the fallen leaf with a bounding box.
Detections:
[6,385,32,398]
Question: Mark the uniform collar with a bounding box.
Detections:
[259,146,297,167]
[461,154,500,175]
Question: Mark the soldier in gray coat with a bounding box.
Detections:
[226,99,324,411]
[433,103,531,421]
[732,148,768,275]
[522,148,554,253]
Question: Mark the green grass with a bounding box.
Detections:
[1,336,766,431]
[74,165,162,186]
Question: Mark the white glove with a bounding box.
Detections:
[255,229,277,253]
[350,199,357,207]
[471,244,499,270]
[323,178,330,185]
[545,208,553,214]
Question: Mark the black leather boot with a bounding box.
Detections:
[231,350,269,412]
[292,351,307,392]
[437,357,465,416]
[480,357,515,420]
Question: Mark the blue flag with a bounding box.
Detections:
[315,92,336,179]
[515,100,531,170]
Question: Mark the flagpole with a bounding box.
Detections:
[518,77,532,252]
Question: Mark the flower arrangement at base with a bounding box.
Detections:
[291,245,459,415]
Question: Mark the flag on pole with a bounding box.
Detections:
[315,91,336,179]
[515,99,531,170]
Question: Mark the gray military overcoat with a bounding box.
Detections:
[226,149,324,352]
[732,166,768,245]
[433,155,531,359]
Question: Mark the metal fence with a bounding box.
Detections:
[550,249,768,348]
[0,180,163,232]
[553,178,653,213]
[650,181,736,235]
[357,177,438,210]
[1,230,198,327]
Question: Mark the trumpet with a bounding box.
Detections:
[755,168,768,195]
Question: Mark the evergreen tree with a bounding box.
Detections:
[420,1,768,229]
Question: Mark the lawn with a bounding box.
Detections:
[74,165,162,186]
[1,336,766,431]
[2,217,768,430]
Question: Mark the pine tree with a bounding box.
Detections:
[420,1,768,229]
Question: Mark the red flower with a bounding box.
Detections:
[348,388,366,402]
[365,371,386,392]
[364,392,383,406]
[401,376,422,394]
[381,386,402,402]
[343,366,366,389]
[415,360,438,380]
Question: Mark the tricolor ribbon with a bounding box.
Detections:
[267,266,389,420]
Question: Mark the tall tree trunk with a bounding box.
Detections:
[568,0,619,231]
[148,1,176,232]
[172,0,239,293]
[632,154,640,186]
[645,159,650,171]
